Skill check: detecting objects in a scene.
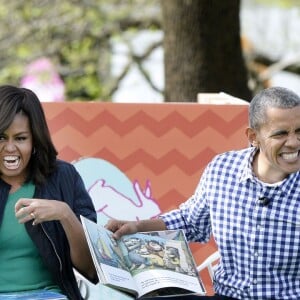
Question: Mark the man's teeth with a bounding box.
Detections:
[281,152,299,160]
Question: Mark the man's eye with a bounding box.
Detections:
[16,136,27,141]
[272,132,287,138]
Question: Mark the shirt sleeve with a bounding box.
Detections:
[159,164,212,243]
[55,161,97,223]
[72,167,97,223]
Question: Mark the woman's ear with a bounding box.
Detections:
[245,127,258,147]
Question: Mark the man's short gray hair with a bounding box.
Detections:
[249,86,300,129]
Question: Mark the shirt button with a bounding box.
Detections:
[254,251,259,257]
[253,279,257,285]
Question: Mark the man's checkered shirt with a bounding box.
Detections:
[160,147,300,299]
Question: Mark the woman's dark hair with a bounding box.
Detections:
[0,85,58,185]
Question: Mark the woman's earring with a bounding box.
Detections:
[32,148,36,155]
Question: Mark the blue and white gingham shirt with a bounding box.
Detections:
[160,147,300,299]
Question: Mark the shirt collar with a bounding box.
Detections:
[239,147,300,197]
[239,147,257,183]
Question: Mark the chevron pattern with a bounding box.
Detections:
[42,102,248,292]
[48,107,246,137]
[43,103,247,199]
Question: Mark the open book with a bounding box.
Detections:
[81,216,206,299]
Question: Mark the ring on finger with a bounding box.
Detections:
[30,212,36,219]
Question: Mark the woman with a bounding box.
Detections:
[0,85,97,299]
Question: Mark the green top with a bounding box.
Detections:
[0,182,61,293]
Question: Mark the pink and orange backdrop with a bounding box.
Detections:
[42,102,248,295]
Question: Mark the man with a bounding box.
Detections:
[106,87,300,299]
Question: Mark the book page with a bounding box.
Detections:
[81,216,138,295]
[118,232,205,298]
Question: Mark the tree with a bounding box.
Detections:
[1,1,298,102]
[161,0,252,102]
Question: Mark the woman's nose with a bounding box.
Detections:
[3,140,17,152]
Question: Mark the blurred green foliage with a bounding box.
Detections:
[0,0,160,101]
[0,0,298,101]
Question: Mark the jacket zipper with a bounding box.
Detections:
[41,223,71,297]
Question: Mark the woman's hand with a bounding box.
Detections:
[15,197,97,280]
[15,197,69,225]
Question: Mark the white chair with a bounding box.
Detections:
[74,269,91,299]
[197,250,220,282]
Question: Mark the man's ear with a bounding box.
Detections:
[245,127,258,147]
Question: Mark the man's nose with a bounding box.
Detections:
[286,134,300,147]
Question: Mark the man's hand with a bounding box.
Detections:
[105,218,167,239]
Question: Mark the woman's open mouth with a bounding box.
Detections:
[3,155,21,169]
